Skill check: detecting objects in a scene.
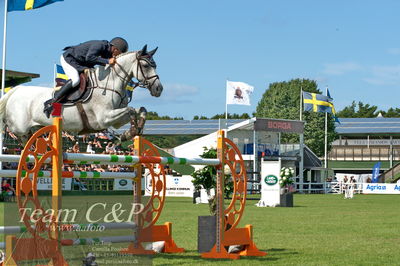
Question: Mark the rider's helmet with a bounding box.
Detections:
[110,37,128,53]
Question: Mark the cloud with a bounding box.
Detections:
[131,83,199,104]
[363,65,400,85]
[322,62,362,75]
[387,48,400,55]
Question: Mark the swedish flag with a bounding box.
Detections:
[303,91,336,114]
[55,64,68,84]
[7,0,63,12]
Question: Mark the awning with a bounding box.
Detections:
[0,69,40,88]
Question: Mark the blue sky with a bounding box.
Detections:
[1,0,400,119]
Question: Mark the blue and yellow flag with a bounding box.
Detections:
[125,80,135,99]
[303,91,336,114]
[55,64,68,84]
[327,89,340,124]
[7,0,63,12]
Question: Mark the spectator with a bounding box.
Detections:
[73,178,87,190]
[93,138,103,149]
[81,134,88,143]
[72,142,80,153]
[6,127,18,140]
[105,142,115,154]
[62,131,75,141]
[93,164,105,172]
[86,141,95,154]
[97,132,108,140]
[2,179,15,196]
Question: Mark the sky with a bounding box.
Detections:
[1,0,400,119]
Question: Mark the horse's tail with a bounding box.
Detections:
[0,87,17,129]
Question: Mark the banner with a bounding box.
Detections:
[362,183,400,194]
[371,162,381,183]
[113,178,134,191]
[37,178,71,190]
[145,174,194,197]
[256,159,281,207]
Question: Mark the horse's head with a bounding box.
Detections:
[133,45,163,97]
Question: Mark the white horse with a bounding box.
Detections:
[0,45,162,142]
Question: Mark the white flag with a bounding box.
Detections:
[226,81,254,105]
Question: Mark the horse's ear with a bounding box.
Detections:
[148,47,158,56]
[141,44,148,55]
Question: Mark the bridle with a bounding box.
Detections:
[133,53,160,89]
[97,52,159,106]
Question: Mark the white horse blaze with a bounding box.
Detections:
[0,49,162,138]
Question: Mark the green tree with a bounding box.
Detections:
[146,111,183,120]
[336,101,357,118]
[336,101,378,118]
[210,113,251,119]
[380,107,400,118]
[255,78,337,157]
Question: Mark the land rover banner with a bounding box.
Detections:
[256,158,281,207]
[113,178,134,191]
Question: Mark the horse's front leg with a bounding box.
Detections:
[136,107,147,135]
[102,107,134,128]
[119,107,147,142]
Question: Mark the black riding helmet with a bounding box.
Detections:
[110,37,128,53]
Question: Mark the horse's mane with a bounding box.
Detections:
[116,51,136,59]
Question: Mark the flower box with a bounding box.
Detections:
[280,193,293,207]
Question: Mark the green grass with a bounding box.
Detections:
[1,194,400,265]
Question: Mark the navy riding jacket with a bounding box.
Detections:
[62,40,113,72]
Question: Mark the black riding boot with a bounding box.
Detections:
[43,80,74,118]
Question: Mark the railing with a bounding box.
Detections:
[242,143,300,157]
[327,182,363,194]
[329,147,400,161]
[380,162,400,182]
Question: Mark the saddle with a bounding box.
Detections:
[54,69,95,105]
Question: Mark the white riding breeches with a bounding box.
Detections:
[60,55,80,87]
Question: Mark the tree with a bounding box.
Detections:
[336,101,357,118]
[146,111,183,120]
[336,101,378,118]
[193,113,251,120]
[380,107,400,118]
[255,78,337,157]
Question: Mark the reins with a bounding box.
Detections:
[92,52,159,106]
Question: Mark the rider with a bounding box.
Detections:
[43,37,129,117]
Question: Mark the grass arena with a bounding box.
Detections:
[1,194,399,265]
[0,116,398,265]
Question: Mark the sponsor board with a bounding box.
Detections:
[113,178,134,191]
[37,178,72,191]
[145,174,194,197]
[257,159,281,207]
[362,183,400,194]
